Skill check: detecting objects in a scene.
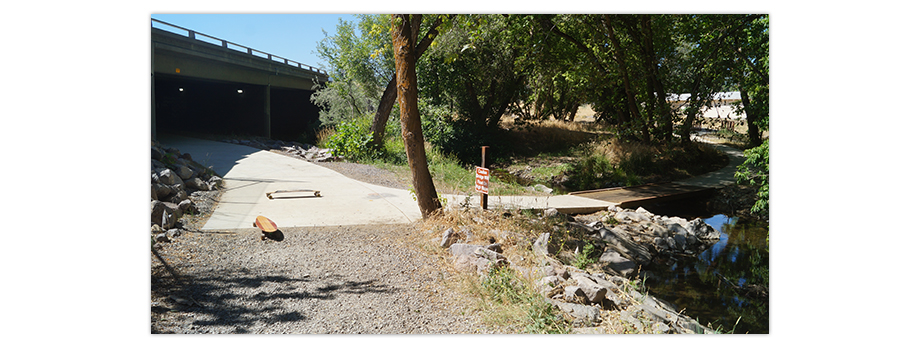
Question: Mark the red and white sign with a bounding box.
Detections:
[475,166,490,194]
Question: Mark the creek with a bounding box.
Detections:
[636,199,769,334]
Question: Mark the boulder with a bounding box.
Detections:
[452,254,494,274]
[151,146,163,161]
[158,169,178,185]
[177,199,192,213]
[154,184,172,199]
[208,176,223,190]
[155,233,170,243]
[599,249,636,277]
[440,228,456,248]
[615,210,650,223]
[604,227,653,264]
[175,165,194,180]
[185,177,209,191]
[543,208,559,217]
[686,218,721,240]
[571,274,609,304]
[533,233,551,257]
[448,243,506,262]
[166,189,188,204]
[549,299,601,326]
[151,200,182,228]
[563,285,588,303]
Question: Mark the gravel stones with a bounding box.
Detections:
[151,225,487,334]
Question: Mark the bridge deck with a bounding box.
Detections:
[569,182,716,209]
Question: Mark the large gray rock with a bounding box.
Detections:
[599,249,636,277]
[615,210,651,223]
[533,233,551,257]
[153,184,172,199]
[151,200,182,228]
[207,176,223,189]
[177,199,192,213]
[151,146,163,161]
[571,274,609,304]
[158,169,178,185]
[564,286,587,303]
[604,227,653,264]
[549,299,601,326]
[686,218,721,240]
[175,165,194,180]
[185,177,209,191]
[440,228,456,248]
[448,243,506,262]
[166,189,188,204]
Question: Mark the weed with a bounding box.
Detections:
[572,243,598,270]
[473,265,570,334]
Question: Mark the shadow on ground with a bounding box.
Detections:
[151,251,396,334]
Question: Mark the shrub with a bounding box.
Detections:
[323,116,381,161]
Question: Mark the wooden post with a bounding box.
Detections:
[481,146,489,210]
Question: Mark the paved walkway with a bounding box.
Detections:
[158,135,423,230]
[156,135,740,230]
[158,135,613,230]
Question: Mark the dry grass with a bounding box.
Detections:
[402,208,685,334]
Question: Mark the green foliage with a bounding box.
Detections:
[478,266,570,334]
[565,152,641,190]
[418,15,530,131]
[310,80,378,126]
[323,116,381,161]
[572,243,599,270]
[735,139,769,215]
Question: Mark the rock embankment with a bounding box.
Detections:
[150,141,223,240]
[219,136,340,163]
[434,206,722,334]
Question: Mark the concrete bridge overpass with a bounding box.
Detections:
[151,19,329,141]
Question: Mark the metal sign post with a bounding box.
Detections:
[476,146,490,210]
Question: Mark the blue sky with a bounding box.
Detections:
[151,14,359,71]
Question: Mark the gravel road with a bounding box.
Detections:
[151,224,490,334]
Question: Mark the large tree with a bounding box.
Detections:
[370,15,453,148]
[391,14,442,217]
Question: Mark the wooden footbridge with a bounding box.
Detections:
[567,141,746,211]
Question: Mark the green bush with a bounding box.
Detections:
[324,116,381,161]
[564,153,639,190]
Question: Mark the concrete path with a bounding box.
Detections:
[158,135,614,230]
[157,135,740,230]
[157,135,423,231]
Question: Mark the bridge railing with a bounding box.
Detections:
[151,18,328,76]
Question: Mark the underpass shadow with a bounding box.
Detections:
[156,133,266,178]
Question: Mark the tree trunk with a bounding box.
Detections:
[637,15,673,143]
[603,15,647,143]
[391,14,442,217]
[371,15,453,148]
[739,85,762,147]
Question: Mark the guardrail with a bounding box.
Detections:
[151,18,327,76]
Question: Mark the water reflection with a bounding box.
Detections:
[641,214,769,334]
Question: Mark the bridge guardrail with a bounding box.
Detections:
[151,18,328,76]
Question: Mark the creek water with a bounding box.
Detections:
[637,200,769,334]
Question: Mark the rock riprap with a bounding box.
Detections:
[433,206,722,333]
[151,141,222,232]
[220,137,341,163]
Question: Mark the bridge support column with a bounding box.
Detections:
[151,44,157,141]
[264,84,271,138]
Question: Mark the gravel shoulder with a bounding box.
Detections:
[151,224,489,334]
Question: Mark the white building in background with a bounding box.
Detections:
[666,91,746,120]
